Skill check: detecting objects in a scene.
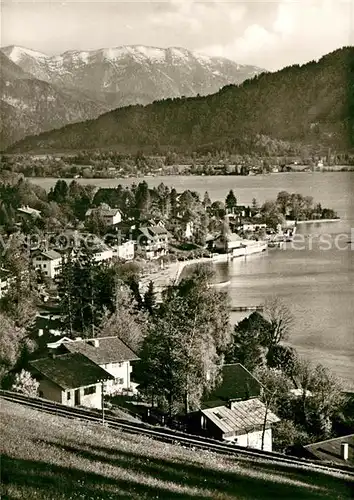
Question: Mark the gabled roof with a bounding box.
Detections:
[201,399,279,436]
[86,206,121,218]
[149,225,169,236]
[62,336,140,365]
[32,250,61,260]
[304,434,354,466]
[17,206,41,217]
[30,353,114,390]
[202,363,262,409]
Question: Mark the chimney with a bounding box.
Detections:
[228,400,237,410]
[88,339,99,347]
[341,443,349,461]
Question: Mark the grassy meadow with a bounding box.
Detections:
[1,399,353,499]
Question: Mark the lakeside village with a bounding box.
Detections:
[0,173,352,465]
[1,148,354,179]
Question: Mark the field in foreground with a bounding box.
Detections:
[0,399,353,500]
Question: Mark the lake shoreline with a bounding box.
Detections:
[296,218,340,224]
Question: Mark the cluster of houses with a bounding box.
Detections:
[28,324,280,452]
[15,203,175,275]
[14,200,299,271]
[25,332,354,465]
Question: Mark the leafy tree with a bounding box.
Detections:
[276,191,291,215]
[98,283,148,352]
[138,265,230,415]
[226,312,269,370]
[272,420,309,453]
[84,210,106,236]
[0,236,38,327]
[0,314,33,384]
[260,201,285,230]
[11,369,39,397]
[267,344,299,383]
[300,361,346,437]
[209,201,225,218]
[254,366,291,450]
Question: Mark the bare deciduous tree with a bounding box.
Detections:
[262,296,294,347]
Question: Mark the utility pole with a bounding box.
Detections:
[101,380,105,425]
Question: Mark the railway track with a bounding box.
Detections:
[1,389,353,479]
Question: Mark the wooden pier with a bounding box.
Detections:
[231,305,264,312]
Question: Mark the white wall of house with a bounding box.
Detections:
[38,378,103,409]
[93,249,113,262]
[113,241,135,261]
[242,223,267,232]
[185,222,194,239]
[65,383,103,409]
[101,361,132,394]
[104,212,121,225]
[224,428,273,452]
[32,257,61,278]
[0,278,10,298]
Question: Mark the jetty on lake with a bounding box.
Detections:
[231,305,264,312]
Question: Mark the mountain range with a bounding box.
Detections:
[0,52,107,149]
[0,45,263,148]
[6,47,353,155]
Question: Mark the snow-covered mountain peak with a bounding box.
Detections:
[3,45,48,63]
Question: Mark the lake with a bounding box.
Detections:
[31,173,354,390]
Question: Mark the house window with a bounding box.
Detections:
[118,362,123,368]
[115,378,124,385]
[84,385,96,395]
[67,391,71,401]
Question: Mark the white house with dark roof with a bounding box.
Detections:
[200,398,280,451]
[30,352,114,409]
[53,336,140,395]
[136,225,171,259]
[85,204,122,226]
[31,250,62,278]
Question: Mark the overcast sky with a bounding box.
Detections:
[2,0,353,70]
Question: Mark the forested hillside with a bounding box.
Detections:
[6,47,354,154]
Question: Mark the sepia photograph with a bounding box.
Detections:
[0,0,353,497]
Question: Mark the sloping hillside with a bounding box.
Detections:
[0,53,108,149]
[8,47,353,154]
[1,399,353,499]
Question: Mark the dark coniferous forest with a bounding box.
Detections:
[6,47,354,155]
